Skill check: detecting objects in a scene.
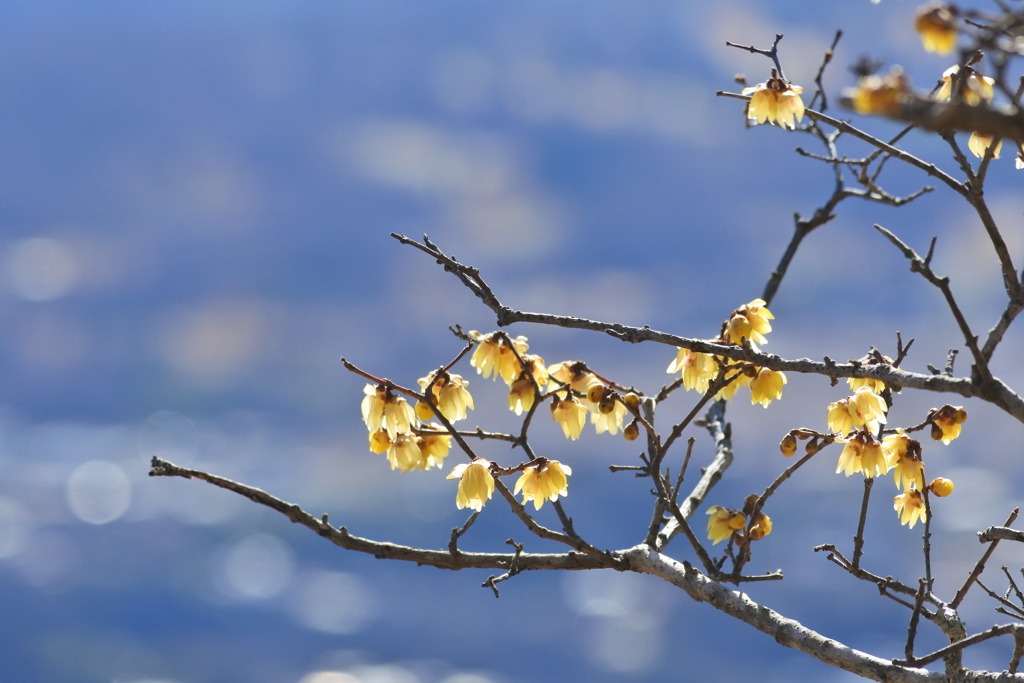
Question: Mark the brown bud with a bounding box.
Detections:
[805,438,820,455]
[598,394,617,414]
[623,420,640,441]
[742,364,758,378]
[780,433,797,457]
[931,422,943,441]
[623,392,641,411]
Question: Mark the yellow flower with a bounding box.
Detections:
[591,397,628,435]
[836,433,889,478]
[930,405,966,444]
[715,368,752,402]
[915,3,957,55]
[551,392,588,440]
[416,427,452,470]
[469,331,529,385]
[929,477,955,497]
[362,383,416,439]
[368,429,391,454]
[507,376,536,416]
[849,377,886,394]
[848,387,888,432]
[883,431,925,491]
[936,65,995,105]
[894,488,927,528]
[387,434,424,472]
[968,133,1002,159]
[667,348,719,394]
[706,506,746,545]
[447,459,495,511]
[547,361,598,394]
[741,77,805,130]
[850,69,910,116]
[737,299,774,341]
[418,371,475,423]
[514,460,572,510]
[749,512,772,541]
[827,397,855,436]
[749,368,786,408]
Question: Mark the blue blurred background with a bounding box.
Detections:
[3,1,1024,682]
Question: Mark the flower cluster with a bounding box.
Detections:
[741,73,805,130]
[849,68,910,117]
[827,387,888,437]
[362,383,454,472]
[706,495,772,546]
[930,404,968,444]
[418,370,475,422]
[665,299,786,408]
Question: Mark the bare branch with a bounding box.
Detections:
[952,508,1021,608]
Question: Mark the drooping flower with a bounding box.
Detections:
[848,387,888,433]
[368,429,392,454]
[667,348,719,394]
[849,68,910,116]
[894,488,927,528]
[418,371,475,423]
[514,460,572,510]
[706,506,746,545]
[387,434,424,472]
[968,133,1002,160]
[915,3,958,55]
[936,65,995,105]
[416,427,452,470]
[883,430,925,491]
[930,405,967,444]
[929,477,955,497]
[742,76,805,130]
[827,397,856,436]
[547,361,599,394]
[837,433,889,478]
[469,331,529,385]
[737,299,774,341]
[362,383,416,439]
[749,368,786,408]
[508,376,536,416]
[591,396,629,435]
[447,459,495,511]
[551,392,588,440]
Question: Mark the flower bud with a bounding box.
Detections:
[598,394,617,415]
[780,433,797,457]
[805,438,820,455]
[749,525,767,541]
[587,384,608,404]
[728,511,748,530]
[623,392,641,411]
[931,422,944,441]
[742,364,758,378]
[929,477,955,497]
[953,407,968,424]
[415,400,434,421]
[623,419,640,441]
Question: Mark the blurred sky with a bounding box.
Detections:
[3,1,1024,682]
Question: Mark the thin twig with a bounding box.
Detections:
[952,508,1021,608]
[853,477,874,569]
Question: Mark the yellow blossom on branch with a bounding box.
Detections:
[836,433,889,478]
[706,506,746,545]
[930,405,967,444]
[749,368,786,408]
[715,368,752,402]
[742,76,805,130]
[936,65,994,105]
[447,459,495,511]
[362,383,416,439]
[514,460,572,510]
[591,395,628,435]
[666,348,719,394]
[551,392,588,440]
[749,512,772,541]
[915,3,958,55]
[418,371,475,423]
[883,430,925,491]
[469,331,529,385]
[547,361,598,394]
[368,429,391,454]
[387,434,424,472]
[416,427,452,470]
[894,488,927,528]
[849,377,886,394]
[848,387,888,432]
[849,69,910,116]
